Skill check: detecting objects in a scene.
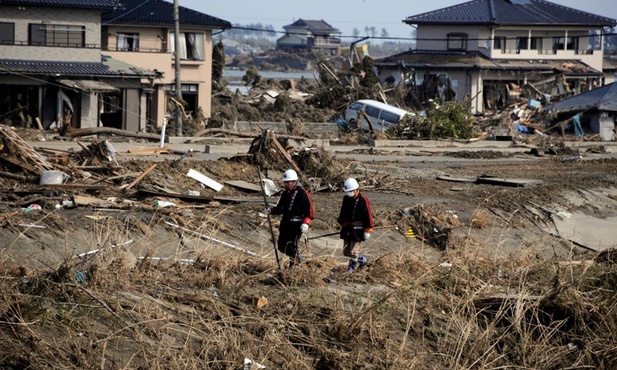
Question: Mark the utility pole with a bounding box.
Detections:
[173,0,183,136]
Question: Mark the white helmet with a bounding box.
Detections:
[282,169,298,182]
[343,178,359,192]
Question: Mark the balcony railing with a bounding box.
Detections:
[498,48,595,56]
[3,40,99,48]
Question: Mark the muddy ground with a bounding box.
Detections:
[2,130,616,271]
[1,128,617,369]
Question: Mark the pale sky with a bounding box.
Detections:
[179,0,617,40]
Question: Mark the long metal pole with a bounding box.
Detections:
[257,166,281,270]
[173,0,183,136]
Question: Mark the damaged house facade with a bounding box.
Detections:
[101,0,231,130]
[0,0,161,131]
[375,0,617,115]
[276,19,341,56]
[0,0,230,132]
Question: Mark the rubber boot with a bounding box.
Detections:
[358,253,367,269]
[347,259,357,274]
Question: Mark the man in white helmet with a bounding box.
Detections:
[337,177,374,273]
[266,169,315,268]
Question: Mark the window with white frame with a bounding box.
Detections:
[116,32,140,51]
[170,32,205,60]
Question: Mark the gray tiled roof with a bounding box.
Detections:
[549,82,617,112]
[0,0,114,9]
[284,19,340,34]
[102,0,231,29]
[404,0,616,27]
[0,58,155,78]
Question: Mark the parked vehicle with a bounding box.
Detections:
[344,99,414,131]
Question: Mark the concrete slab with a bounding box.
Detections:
[550,212,617,251]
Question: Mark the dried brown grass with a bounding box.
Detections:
[2,218,617,369]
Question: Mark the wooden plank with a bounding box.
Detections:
[35,117,44,130]
[186,169,223,192]
[476,177,544,187]
[0,155,39,174]
[270,135,302,176]
[436,175,477,183]
[127,147,173,154]
[38,184,107,190]
[124,164,157,190]
[137,189,213,203]
[73,195,115,207]
[224,180,261,192]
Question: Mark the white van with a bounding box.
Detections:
[344,99,413,132]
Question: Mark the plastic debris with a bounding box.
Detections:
[153,200,175,208]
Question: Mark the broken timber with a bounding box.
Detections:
[437,174,544,187]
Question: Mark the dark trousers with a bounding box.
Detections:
[277,223,301,259]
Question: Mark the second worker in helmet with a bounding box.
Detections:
[338,177,374,273]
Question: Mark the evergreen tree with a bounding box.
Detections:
[212,40,226,91]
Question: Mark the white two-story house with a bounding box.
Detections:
[375,0,617,115]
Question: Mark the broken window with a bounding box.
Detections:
[0,22,14,45]
[116,32,140,51]
[447,33,467,51]
[170,32,205,61]
[589,31,602,51]
[28,24,85,47]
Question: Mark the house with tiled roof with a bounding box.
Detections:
[0,0,162,130]
[375,0,617,114]
[276,19,341,56]
[0,0,230,132]
[101,0,231,129]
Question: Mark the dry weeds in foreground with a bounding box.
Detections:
[1,237,617,369]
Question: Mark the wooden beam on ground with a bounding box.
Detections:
[65,127,162,141]
[124,164,157,190]
[127,147,174,155]
[0,170,36,182]
[270,134,303,176]
[193,128,260,138]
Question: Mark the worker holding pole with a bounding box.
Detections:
[337,178,374,273]
[265,169,315,268]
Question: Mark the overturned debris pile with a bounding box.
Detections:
[0,125,53,178]
[243,130,347,191]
